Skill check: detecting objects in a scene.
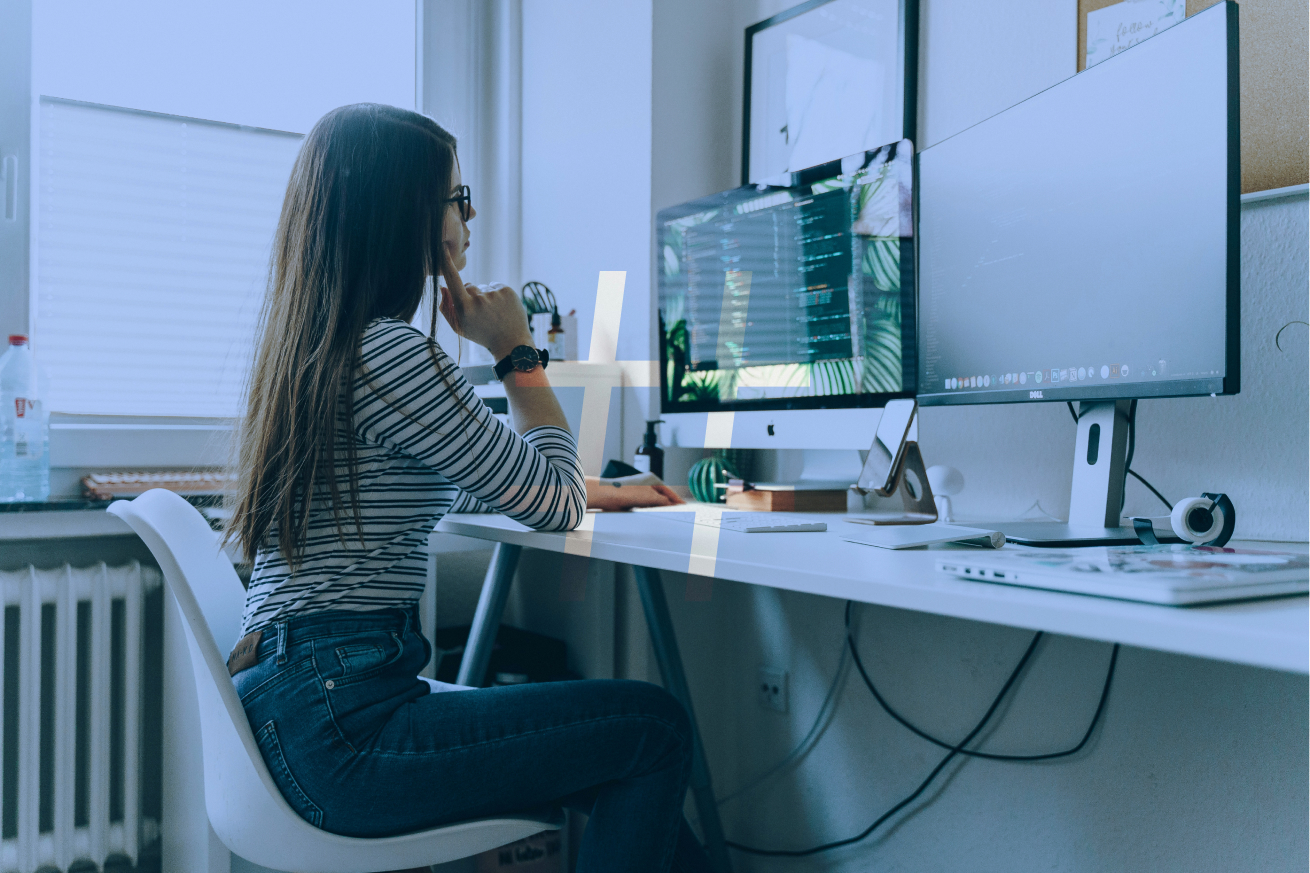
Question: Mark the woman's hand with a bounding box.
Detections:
[586,474,685,512]
[438,242,534,360]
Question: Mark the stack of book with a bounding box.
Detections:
[81,470,232,500]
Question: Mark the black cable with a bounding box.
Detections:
[727,628,1045,858]
[1071,400,1172,514]
[1127,469,1173,511]
[1114,399,1136,515]
[843,601,1119,762]
[1275,320,1308,351]
[1121,401,1175,513]
[1122,400,1138,508]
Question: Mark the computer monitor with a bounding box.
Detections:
[916,3,1238,544]
[657,140,915,451]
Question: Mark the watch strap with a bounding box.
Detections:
[494,347,550,381]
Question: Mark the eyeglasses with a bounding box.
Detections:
[447,185,472,222]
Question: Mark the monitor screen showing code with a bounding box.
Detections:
[658,140,915,413]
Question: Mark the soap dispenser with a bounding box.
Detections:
[632,420,664,478]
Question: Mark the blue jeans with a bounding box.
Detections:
[233,607,711,873]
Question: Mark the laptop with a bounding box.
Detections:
[937,544,1309,605]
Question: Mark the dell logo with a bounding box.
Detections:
[1029,390,1043,399]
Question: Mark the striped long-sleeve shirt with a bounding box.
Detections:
[239,317,586,634]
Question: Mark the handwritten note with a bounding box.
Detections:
[1085,0,1186,68]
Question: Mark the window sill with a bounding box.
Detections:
[47,414,235,499]
[0,508,132,540]
[50,414,235,469]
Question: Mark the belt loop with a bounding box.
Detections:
[275,620,289,665]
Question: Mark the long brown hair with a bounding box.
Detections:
[227,103,458,566]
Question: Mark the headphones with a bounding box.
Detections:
[1130,492,1235,547]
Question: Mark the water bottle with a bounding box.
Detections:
[0,335,50,502]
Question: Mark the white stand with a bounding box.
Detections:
[850,442,939,524]
[996,400,1140,546]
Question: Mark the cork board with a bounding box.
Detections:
[1077,0,1308,193]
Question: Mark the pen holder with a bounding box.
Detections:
[848,442,938,524]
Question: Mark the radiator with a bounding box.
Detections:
[0,561,163,873]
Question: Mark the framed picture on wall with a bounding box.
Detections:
[742,0,919,184]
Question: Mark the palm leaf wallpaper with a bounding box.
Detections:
[658,141,912,409]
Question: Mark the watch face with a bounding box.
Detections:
[511,346,540,371]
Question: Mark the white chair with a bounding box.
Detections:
[109,488,560,873]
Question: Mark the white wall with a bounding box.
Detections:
[665,575,1308,873]
[491,2,1310,871]
[520,0,654,367]
[517,0,657,481]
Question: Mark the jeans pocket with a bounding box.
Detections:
[254,720,324,829]
[327,630,405,684]
[336,641,389,674]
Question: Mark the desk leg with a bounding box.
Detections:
[632,565,732,873]
[456,542,522,687]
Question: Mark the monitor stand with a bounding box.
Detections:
[988,401,1143,547]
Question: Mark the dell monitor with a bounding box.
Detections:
[657,140,916,451]
[916,2,1238,544]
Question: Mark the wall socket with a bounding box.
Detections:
[757,668,788,713]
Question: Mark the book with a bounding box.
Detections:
[81,471,232,500]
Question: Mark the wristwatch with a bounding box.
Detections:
[494,345,550,381]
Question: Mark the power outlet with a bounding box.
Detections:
[757,668,788,713]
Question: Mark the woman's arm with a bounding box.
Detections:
[432,252,681,513]
[437,244,569,435]
[585,474,685,511]
[349,245,581,529]
[355,323,585,531]
[449,473,684,514]
[501,368,570,435]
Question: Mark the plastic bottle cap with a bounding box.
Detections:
[7,335,27,346]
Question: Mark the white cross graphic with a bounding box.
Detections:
[560,270,799,591]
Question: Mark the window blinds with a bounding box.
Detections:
[34,97,302,416]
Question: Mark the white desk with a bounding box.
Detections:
[436,509,1307,873]
[438,510,1308,674]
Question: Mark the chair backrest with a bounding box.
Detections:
[107,489,339,859]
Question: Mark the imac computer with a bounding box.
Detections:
[916,3,1239,545]
[657,139,916,451]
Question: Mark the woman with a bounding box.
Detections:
[226,103,706,872]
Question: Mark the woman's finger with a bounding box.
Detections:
[437,242,471,308]
[653,484,685,504]
[438,283,460,333]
